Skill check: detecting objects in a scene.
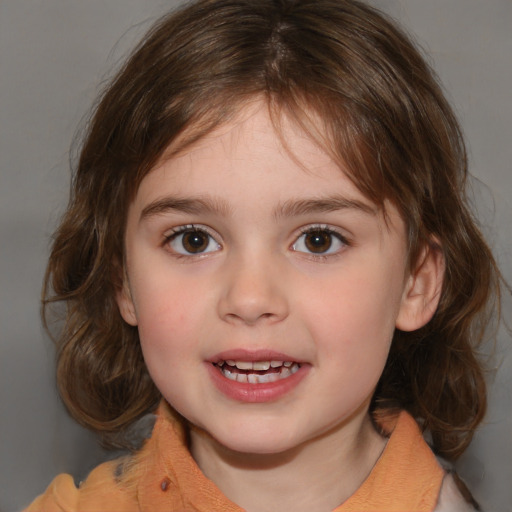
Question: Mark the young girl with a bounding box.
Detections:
[25,0,503,510]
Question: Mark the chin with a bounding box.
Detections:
[205,421,306,456]
[224,437,291,455]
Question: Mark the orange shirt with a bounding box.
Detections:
[24,402,444,512]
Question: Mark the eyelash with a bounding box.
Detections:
[162,224,350,259]
[163,224,221,257]
[292,225,350,259]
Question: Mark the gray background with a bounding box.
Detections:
[0,1,510,511]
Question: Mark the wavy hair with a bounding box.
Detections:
[43,0,502,460]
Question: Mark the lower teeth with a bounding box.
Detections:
[220,363,299,383]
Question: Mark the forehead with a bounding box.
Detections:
[125,100,408,261]
[136,100,365,202]
[125,100,409,243]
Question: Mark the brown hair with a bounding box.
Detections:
[43,0,502,460]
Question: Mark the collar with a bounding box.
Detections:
[136,402,242,511]
[134,401,443,511]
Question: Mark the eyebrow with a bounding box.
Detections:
[140,196,232,221]
[273,196,377,219]
[140,194,377,222]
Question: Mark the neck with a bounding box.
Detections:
[189,409,387,512]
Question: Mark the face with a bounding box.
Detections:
[118,102,416,456]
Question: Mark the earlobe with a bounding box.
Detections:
[396,241,445,332]
[116,278,138,326]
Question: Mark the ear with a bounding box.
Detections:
[396,241,445,332]
[116,276,138,326]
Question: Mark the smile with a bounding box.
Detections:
[214,360,301,383]
[207,354,309,402]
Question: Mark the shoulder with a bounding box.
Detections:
[22,458,139,512]
[22,413,159,512]
[434,473,480,512]
[22,473,78,512]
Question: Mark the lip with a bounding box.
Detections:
[206,349,310,403]
[209,348,307,365]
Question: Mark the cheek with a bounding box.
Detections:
[134,283,204,405]
[305,268,402,368]
[310,279,397,414]
[132,275,208,359]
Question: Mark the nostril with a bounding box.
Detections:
[224,310,281,326]
[217,270,289,325]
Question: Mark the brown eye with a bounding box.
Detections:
[167,227,220,255]
[182,230,209,253]
[304,230,332,253]
[292,228,346,255]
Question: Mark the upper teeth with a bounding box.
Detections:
[221,360,293,370]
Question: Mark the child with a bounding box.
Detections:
[25,0,503,510]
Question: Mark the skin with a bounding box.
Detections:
[117,101,443,512]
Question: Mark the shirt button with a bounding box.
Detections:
[161,477,171,492]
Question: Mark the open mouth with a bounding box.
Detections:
[214,360,301,384]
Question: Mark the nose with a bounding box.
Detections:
[217,253,289,326]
